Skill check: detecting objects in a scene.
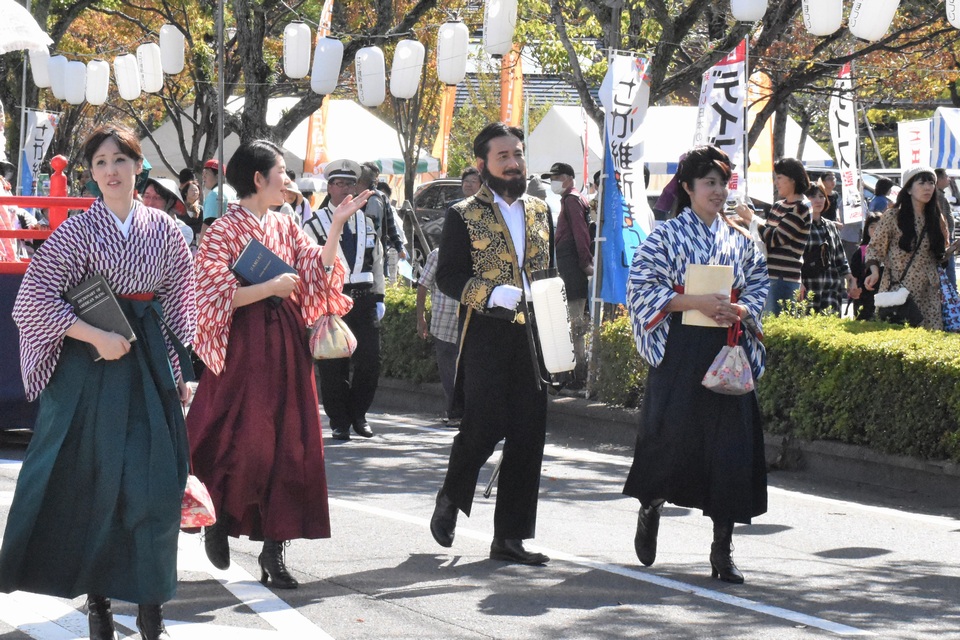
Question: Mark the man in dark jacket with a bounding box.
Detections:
[429,122,552,565]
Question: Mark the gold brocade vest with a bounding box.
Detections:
[453,185,551,316]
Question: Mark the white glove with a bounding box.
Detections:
[376,301,386,320]
[487,284,523,310]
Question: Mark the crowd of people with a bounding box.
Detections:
[3,116,960,639]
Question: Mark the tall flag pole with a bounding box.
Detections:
[304,0,335,178]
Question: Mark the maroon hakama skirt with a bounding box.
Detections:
[186,296,331,541]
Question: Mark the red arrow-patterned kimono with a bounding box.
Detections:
[188,203,352,541]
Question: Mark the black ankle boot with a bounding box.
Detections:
[259,539,299,589]
[204,517,231,570]
[86,595,117,640]
[136,604,171,640]
[634,501,663,567]
[709,520,745,584]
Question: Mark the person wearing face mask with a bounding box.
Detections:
[543,162,593,388]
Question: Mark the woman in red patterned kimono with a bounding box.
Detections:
[1,125,195,640]
[188,139,369,589]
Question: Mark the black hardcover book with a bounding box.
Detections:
[230,237,298,306]
[65,274,137,361]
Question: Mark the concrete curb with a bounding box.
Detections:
[373,378,960,501]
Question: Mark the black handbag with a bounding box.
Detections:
[876,223,927,326]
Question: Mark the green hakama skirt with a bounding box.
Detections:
[0,298,189,604]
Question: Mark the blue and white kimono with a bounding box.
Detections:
[627,208,769,378]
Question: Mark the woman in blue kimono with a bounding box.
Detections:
[623,146,769,584]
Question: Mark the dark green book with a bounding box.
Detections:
[231,237,297,306]
[65,274,137,361]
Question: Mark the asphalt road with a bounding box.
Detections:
[0,412,958,639]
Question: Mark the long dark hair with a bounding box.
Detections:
[894,172,946,259]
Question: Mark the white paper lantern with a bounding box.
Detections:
[437,20,469,86]
[355,46,385,107]
[283,22,312,79]
[47,55,67,100]
[947,0,960,29]
[730,0,767,22]
[29,49,50,88]
[159,24,185,74]
[483,0,518,58]
[390,40,425,100]
[849,0,901,41]
[64,60,87,105]
[801,0,842,36]
[310,37,343,95]
[137,43,164,93]
[86,59,110,106]
[113,54,142,101]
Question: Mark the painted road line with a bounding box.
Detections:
[329,498,873,637]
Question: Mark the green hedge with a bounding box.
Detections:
[380,285,960,462]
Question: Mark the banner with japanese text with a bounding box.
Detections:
[828,63,863,224]
[899,119,932,170]
[597,54,655,305]
[19,110,58,196]
[500,45,523,127]
[693,40,746,201]
[431,85,457,176]
[303,0,334,178]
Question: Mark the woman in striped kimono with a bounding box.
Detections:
[187,140,369,589]
[0,125,196,640]
[623,146,769,584]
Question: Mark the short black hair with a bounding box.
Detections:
[861,214,881,245]
[225,139,283,199]
[773,157,810,195]
[874,178,894,197]
[377,180,392,197]
[673,146,732,213]
[178,168,196,184]
[473,122,524,162]
[461,166,480,182]
[936,168,948,180]
[593,170,601,186]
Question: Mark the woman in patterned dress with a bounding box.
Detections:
[865,166,948,330]
[799,184,854,314]
[0,125,196,640]
[187,140,369,589]
[623,146,769,584]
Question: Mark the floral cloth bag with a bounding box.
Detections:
[181,474,216,528]
[939,266,960,332]
[702,322,755,396]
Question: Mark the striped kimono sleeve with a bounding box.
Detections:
[12,217,90,399]
[287,216,353,326]
[736,232,769,379]
[192,217,244,376]
[154,221,197,381]
[627,226,680,368]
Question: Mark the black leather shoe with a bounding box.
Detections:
[203,518,231,570]
[136,604,171,640]
[331,426,351,441]
[86,595,118,640]
[489,538,549,565]
[352,420,374,438]
[430,492,458,547]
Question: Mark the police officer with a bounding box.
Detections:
[304,159,385,440]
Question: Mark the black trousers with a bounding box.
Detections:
[316,294,381,430]
[440,313,547,540]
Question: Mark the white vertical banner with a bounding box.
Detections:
[693,40,747,202]
[898,118,932,170]
[828,63,863,224]
[598,54,655,238]
[19,110,58,196]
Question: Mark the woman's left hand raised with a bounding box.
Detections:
[332,190,373,226]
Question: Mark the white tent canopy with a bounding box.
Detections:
[140,98,438,180]
[527,105,835,184]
